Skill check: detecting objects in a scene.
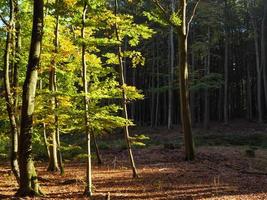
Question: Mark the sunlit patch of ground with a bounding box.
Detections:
[1,145,267,199]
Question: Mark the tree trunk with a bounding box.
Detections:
[13,0,20,122]
[223,0,229,124]
[168,0,175,129]
[204,28,211,129]
[55,121,64,174]
[54,1,63,174]
[155,43,160,127]
[16,0,44,196]
[3,0,20,184]
[47,0,63,174]
[262,0,267,111]
[47,64,59,172]
[81,3,93,196]
[178,0,195,161]
[248,2,263,123]
[150,40,155,127]
[131,68,136,120]
[92,131,103,165]
[224,37,229,121]
[47,130,59,172]
[115,0,138,178]
[253,21,263,123]
[190,33,196,126]
[42,123,50,159]
[246,64,252,121]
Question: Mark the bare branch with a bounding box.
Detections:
[187,0,201,36]
[151,0,167,15]
[0,13,9,26]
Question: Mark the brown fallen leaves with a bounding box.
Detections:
[1,145,267,200]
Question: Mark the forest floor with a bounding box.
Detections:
[1,121,267,200]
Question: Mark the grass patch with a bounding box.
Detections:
[195,133,267,148]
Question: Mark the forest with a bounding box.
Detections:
[1,0,267,199]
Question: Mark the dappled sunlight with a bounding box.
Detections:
[1,143,267,199]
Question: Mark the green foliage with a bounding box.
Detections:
[195,132,267,148]
[190,72,223,91]
[170,12,181,26]
[143,11,168,27]
[0,134,9,159]
[131,134,150,147]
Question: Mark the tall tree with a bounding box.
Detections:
[115,0,138,178]
[177,0,198,160]
[262,0,267,109]
[16,0,44,196]
[224,0,229,124]
[168,0,175,129]
[204,28,211,129]
[47,0,64,174]
[2,0,20,183]
[81,2,92,196]
[248,0,263,123]
[152,0,200,160]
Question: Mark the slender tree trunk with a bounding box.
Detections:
[47,63,59,172]
[224,0,229,124]
[178,0,195,161]
[246,64,252,121]
[150,41,155,127]
[39,74,50,160]
[223,41,229,124]
[81,3,93,196]
[190,34,195,126]
[16,0,44,196]
[47,0,64,174]
[92,131,103,165]
[55,120,64,174]
[13,0,20,121]
[131,68,136,120]
[47,130,59,171]
[204,28,211,129]
[54,2,63,173]
[42,123,50,159]
[3,0,20,184]
[253,21,263,123]
[155,44,160,127]
[217,87,222,121]
[115,0,138,178]
[262,1,267,110]
[168,0,175,129]
[248,2,263,123]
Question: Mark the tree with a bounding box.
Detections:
[224,0,229,124]
[2,0,20,183]
[262,0,267,112]
[249,3,263,123]
[47,0,64,174]
[16,0,44,196]
[168,0,175,129]
[114,0,138,178]
[81,2,92,196]
[152,0,200,160]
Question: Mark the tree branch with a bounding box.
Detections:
[187,0,201,36]
[0,13,9,26]
[151,0,176,27]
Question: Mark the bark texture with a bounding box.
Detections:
[16,0,44,196]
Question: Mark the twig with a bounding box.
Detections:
[0,13,9,26]
[187,0,201,36]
